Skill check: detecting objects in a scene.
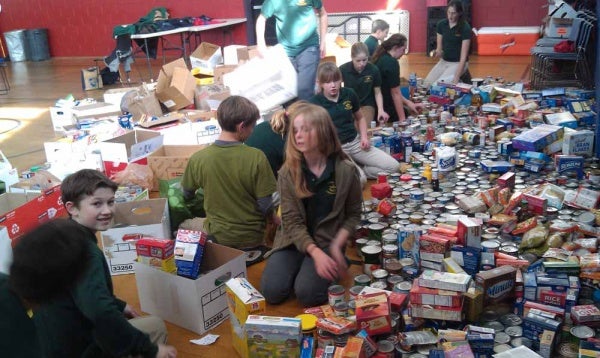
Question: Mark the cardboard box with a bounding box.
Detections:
[213,65,237,85]
[155,58,196,111]
[475,265,517,305]
[134,241,247,335]
[49,106,75,132]
[236,45,259,63]
[103,86,138,105]
[71,102,121,122]
[99,198,170,275]
[122,89,164,122]
[0,226,12,274]
[99,129,164,178]
[409,280,463,307]
[0,186,66,243]
[190,42,223,75]
[147,144,207,191]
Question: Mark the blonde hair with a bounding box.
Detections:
[283,102,347,198]
[351,42,369,59]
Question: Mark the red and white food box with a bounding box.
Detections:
[409,280,463,308]
[355,292,391,336]
[136,237,174,259]
[409,302,463,322]
[457,217,482,248]
[99,129,164,178]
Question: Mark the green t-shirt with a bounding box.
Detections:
[0,274,41,358]
[310,87,360,144]
[302,156,336,237]
[261,0,323,57]
[339,61,382,108]
[181,142,277,248]
[437,19,472,62]
[374,52,401,121]
[245,121,286,178]
[364,35,379,57]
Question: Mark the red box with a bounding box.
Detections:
[457,217,482,248]
[355,293,391,336]
[136,237,174,259]
[99,129,164,178]
[420,234,450,254]
[409,280,463,307]
[497,172,516,190]
[522,192,548,215]
[409,302,463,321]
[523,300,565,321]
[0,185,66,245]
[475,27,540,56]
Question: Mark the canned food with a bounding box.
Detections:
[372,269,389,283]
[504,325,523,338]
[510,336,531,348]
[570,325,594,344]
[394,281,412,294]
[333,301,349,317]
[370,281,387,290]
[377,340,395,357]
[377,198,397,217]
[368,223,386,241]
[493,344,512,354]
[348,286,363,301]
[481,240,500,253]
[482,320,504,333]
[500,313,523,327]
[327,285,345,307]
[494,332,511,344]
[354,274,371,287]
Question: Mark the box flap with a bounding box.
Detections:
[191,43,221,61]
[112,198,168,226]
[161,58,189,78]
[225,277,265,304]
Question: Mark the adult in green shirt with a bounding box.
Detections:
[339,42,389,127]
[256,0,328,100]
[364,19,390,57]
[424,0,472,86]
[182,96,278,249]
[372,33,423,123]
[310,62,399,180]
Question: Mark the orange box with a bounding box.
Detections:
[476,26,540,56]
[355,293,391,336]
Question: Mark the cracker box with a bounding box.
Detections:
[355,292,391,336]
[475,265,516,305]
[571,304,600,325]
[134,242,246,335]
[410,303,463,322]
[245,315,302,358]
[418,270,471,293]
[522,301,565,321]
[136,237,175,273]
[409,280,463,307]
[225,278,266,358]
[174,229,207,279]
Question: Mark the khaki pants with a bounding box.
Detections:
[129,315,168,345]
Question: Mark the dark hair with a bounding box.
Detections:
[447,1,467,33]
[217,95,260,132]
[371,19,389,33]
[371,33,407,64]
[60,169,118,209]
[9,219,90,304]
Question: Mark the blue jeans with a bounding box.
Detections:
[289,45,320,101]
[260,247,331,307]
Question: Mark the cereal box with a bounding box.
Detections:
[245,315,302,358]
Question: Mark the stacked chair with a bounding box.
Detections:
[529,11,596,89]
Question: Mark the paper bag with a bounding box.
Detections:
[81,67,103,91]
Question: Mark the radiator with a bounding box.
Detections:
[327,10,411,52]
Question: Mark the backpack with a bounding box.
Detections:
[100,67,120,85]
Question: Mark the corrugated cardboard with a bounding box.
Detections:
[147,144,207,191]
[190,42,223,75]
[236,46,259,63]
[134,241,246,335]
[155,58,196,111]
[100,198,170,275]
[99,129,164,178]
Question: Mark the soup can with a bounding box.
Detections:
[327,285,345,307]
[361,245,382,275]
[377,198,397,217]
[368,223,386,241]
[354,274,371,287]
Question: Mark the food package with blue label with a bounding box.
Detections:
[544,111,578,129]
[480,160,514,173]
[174,229,208,278]
[562,128,594,157]
[512,124,563,151]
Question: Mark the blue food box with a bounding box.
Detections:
[450,245,480,276]
[544,111,578,129]
[523,312,561,350]
[523,272,537,301]
[174,229,207,279]
[480,160,514,173]
[512,124,564,151]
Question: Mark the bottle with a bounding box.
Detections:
[432,168,440,192]
[409,73,417,100]
[401,131,413,163]
[422,163,432,183]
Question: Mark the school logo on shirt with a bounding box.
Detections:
[296,0,308,6]
[326,180,337,195]
[363,76,373,84]
[343,100,353,110]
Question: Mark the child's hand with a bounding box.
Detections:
[123,304,140,319]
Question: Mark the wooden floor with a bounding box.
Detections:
[0,54,532,357]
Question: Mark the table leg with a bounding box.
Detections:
[143,38,152,79]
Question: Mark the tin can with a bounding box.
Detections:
[499,245,518,257]
[296,313,318,338]
[510,337,531,348]
[394,281,412,294]
[382,234,397,246]
[333,301,349,317]
[372,268,389,282]
[355,238,368,259]
[354,274,371,287]
[384,258,402,275]
[348,285,363,301]
[361,245,382,275]
[493,344,512,354]
[377,199,397,217]
[500,313,522,327]
[370,281,387,290]
[327,285,345,307]
[494,332,511,345]
[368,223,385,241]
[570,325,594,345]
[482,320,504,333]
[377,340,395,358]
[387,274,404,291]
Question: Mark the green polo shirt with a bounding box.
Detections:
[302,156,336,236]
[374,52,401,121]
[364,35,378,57]
[339,61,382,108]
[245,121,286,178]
[437,19,472,62]
[262,0,323,57]
[310,87,360,144]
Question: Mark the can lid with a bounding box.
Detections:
[295,313,318,331]
[504,325,522,338]
[500,313,523,327]
[571,325,595,339]
[494,332,511,344]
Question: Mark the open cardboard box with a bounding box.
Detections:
[190,42,223,75]
[146,144,207,191]
[99,129,164,178]
[155,58,196,111]
[135,241,246,335]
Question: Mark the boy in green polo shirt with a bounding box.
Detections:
[364,19,390,57]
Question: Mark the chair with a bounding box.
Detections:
[104,34,134,83]
[0,58,9,95]
[529,18,594,89]
[535,17,583,47]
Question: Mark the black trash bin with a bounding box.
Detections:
[26,28,50,61]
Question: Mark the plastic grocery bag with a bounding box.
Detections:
[159,177,205,231]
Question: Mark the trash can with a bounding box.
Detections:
[3,29,29,62]
[26,28,50,61]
